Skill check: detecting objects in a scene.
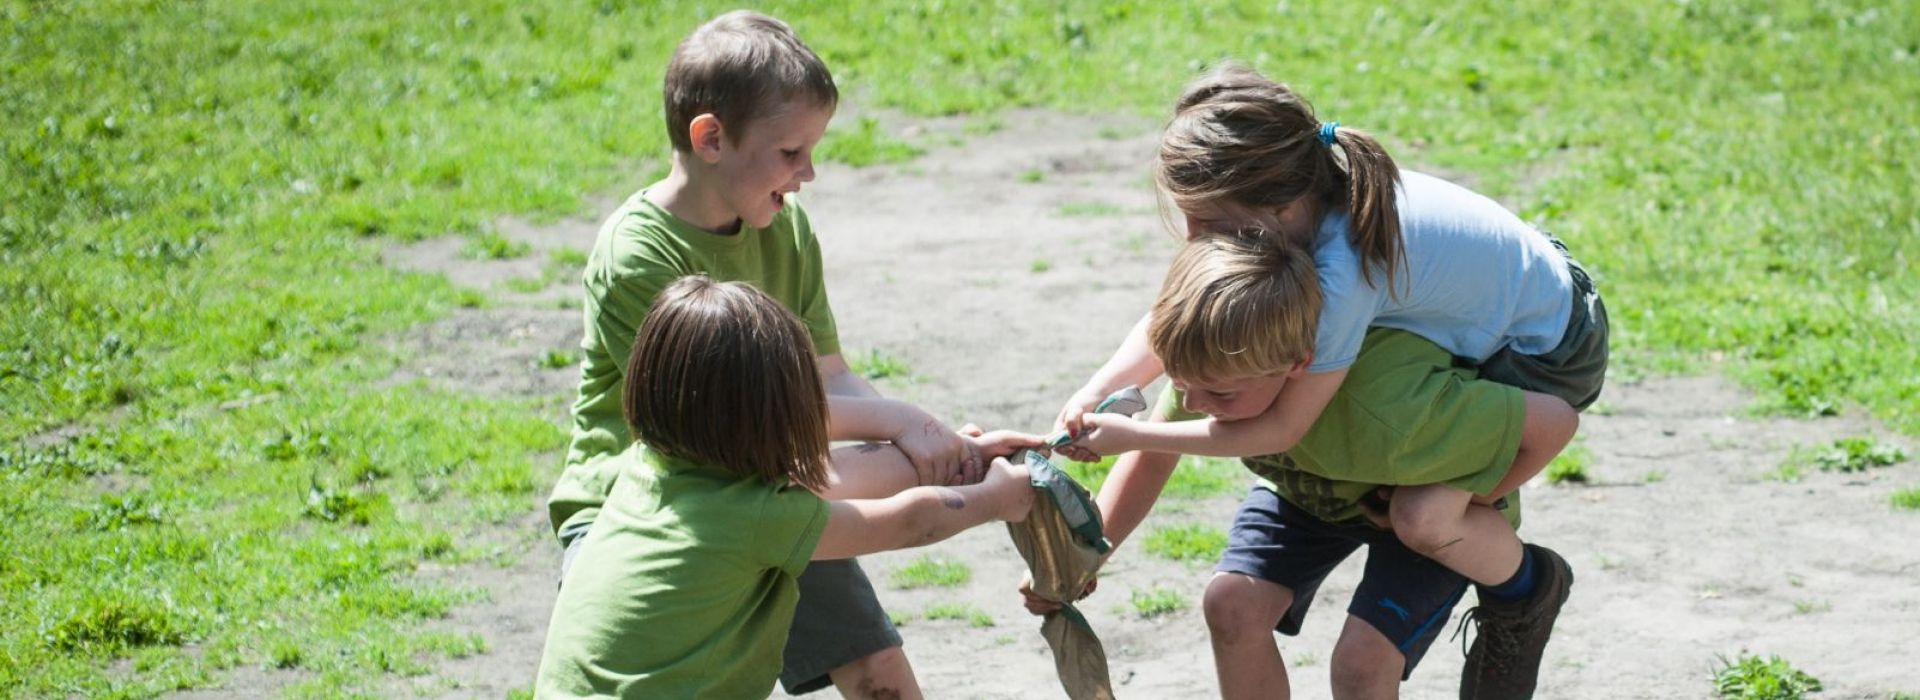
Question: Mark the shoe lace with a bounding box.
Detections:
[1454,605,1528,676]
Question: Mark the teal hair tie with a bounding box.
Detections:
[1318,121,1340,146]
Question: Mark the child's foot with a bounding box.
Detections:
[1458,543,1573,700]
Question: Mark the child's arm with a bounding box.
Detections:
[819,352,974,487]
[812,457,1032,560]
[1078,369,1348,459]
[1054,313,1165,461]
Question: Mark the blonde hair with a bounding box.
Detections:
[1149,233,1321,383]
[1156,61,1404,294]
[663,10,837,153]
[624,275,830,491]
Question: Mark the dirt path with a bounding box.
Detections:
[338,110,1920,699]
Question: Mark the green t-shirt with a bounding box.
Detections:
[1159,328,1524,528]
[536,444,831,699]
[548,189,841,536]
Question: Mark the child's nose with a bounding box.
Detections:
[797,157,816,183]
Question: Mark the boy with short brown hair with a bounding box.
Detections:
[546,11,1030,698]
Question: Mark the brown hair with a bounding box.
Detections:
[623,275,830,491]
[1149,232,1321,383]
[663,10,838,153]
[1156,61,1404,294]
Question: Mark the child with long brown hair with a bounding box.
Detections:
[538,276,1033,699]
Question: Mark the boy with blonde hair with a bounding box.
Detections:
[1064,233,1574,698]
[547,11,1033,698]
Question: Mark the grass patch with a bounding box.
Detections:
[462,232,531,260]
[1129,587,1188,619]
[818,116,924,167]
[1058,454,1242,499]
[889,555,971,590]
[1789,600,1829,615]
[922,603,994,628]
[1030,258,1053,273]
[1791,436,1909,473]
[1767,462,1805,484]
[1713,654,1821,700]
[537,349,578,370]
[1891,487,1920,511]
[1545,443,1592,484]
[1142,523,1228,564]
[849,348,912,381]
[1018,168,1046,183]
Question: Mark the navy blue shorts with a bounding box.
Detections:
[1216,486,1468,679]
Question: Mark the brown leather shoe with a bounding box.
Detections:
[1458,544,1574,700]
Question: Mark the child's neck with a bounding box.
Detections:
[646,156,744,236]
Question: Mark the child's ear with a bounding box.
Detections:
[1285,352,1313,378]
[689,113,725,164]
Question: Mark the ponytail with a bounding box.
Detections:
[1329,127,1404,293]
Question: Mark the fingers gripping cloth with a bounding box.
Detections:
[1007,386,1146,700]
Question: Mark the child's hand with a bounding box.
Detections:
[981,457,1034,523]
[1066,413,1140,460]
[892,415,975,487]
[1357,486,1395,530]
[965,429,1046,463]
[1052,383,1115,462]
[1017,570,1098,615]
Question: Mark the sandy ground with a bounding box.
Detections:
[182,110,1920,698]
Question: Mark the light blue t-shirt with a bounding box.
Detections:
[1309,171,1573,373]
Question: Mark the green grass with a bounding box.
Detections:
[537,349,578,370]
[921,603,995,628]
[849,348,913,381]
[1713,654,1822,700]
[817,116,925,167]
[1142,523,1228,564]
[1790,599,1830,615]
[1030,258,1053,273]
[1891,487,1920,511]
[889,554,971,589]
[7,0,1917,695]
[1129,586,1189,619]
[461,231,530,260]
[1545,444,1592,484]
[1788,436,1910,473]
[1059,453,1243,499]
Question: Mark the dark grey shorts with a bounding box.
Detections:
[558,532,901,696]
[779,558,903,694]
[1479,237,1610,411]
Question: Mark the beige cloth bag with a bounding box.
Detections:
[1005,386,1146,700]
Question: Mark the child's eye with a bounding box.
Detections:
[781,149,801,158]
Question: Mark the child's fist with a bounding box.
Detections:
[983,457,1034,523]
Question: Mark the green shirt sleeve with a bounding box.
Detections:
[762,486,830,576]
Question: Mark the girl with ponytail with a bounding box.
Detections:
[1044,62,1612,699]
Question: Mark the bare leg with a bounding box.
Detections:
[1390,485,1523,586]
[1329,615,1404,700]
[1204,572,1296,700]
[1481,391,1579,502]
[818,443,920,500]
[830,645,922,700]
